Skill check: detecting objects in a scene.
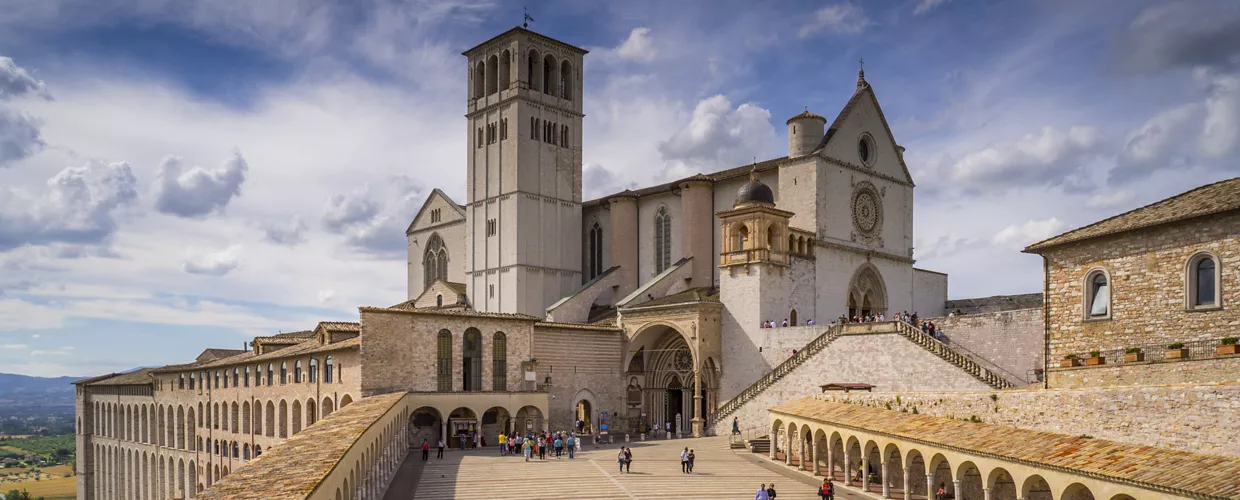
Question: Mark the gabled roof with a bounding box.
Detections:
[583,157,788,208]
[196,348,245,363]
[461,26,588,56]
[814,77,914,185]
[406,188,466,235]
[84,368,158,387]
[1025,176,1240,253]
[625,286,720,309]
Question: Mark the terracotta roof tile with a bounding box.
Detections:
[773,398,1240,499]
[1025,177,1240,252]
[200,392,406,499]
[85,368,158,386]
[371,305,541,321]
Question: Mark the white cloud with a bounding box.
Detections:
[317,289,335,304]
[261,215,308,246]
[321,175,425,255]
[0,160,138,250]
[615,27,658,62]
[153,153,249,218]
[30,333,40,338]
[992,218,1067,250]
[657,95,778,178]
[1112,103,1201,184]
[914,0,950,15]
[0,298,65,330]
[182,244,242,276]
[1084,190,1134,210]
[1,343,27,350]
[1199,70,1240,158]
[0,56,49,100]
[30,349,69,356]
[931,126,1103,193]
[798,3,870,38]
[0,106,45,165]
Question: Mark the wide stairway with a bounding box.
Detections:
[709,321,1013,426]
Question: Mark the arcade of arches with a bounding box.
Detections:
[401,393,550,449]
[623,317,721,437]
[768,398,1234,500]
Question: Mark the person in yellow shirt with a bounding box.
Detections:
[498,432,507,456]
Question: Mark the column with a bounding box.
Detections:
[826,440,834,480]
[441,421,448,448]
[984,488,992,500]
[690,370,704,437]
[881,460,890,498]
[843,450,852,486]
[903,467,911,500]
[861,456,870,492]
[769,430,777,460]
[784,432,791,466]
[954,480,963,500]
[812,439,820,476]
[799,435,807,471]
[926,476,936,500]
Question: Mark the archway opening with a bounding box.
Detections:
[828,433,846,483]
[515,405,544,434]
[575,399,592,434]
[848,265,887,319]
[790,308,798,326]
[845,438,862,486]
[1021,475,1052,500]
[987,467,1018,500]
[906,450,928,499]
[410,407,443,448]
[627,323,709,435]
[1062,483,1096,500]
[883,443,904,497]
[956,461,983,500]
[928,454,953,500]
[482,406,510,444]
[448,407,477,449]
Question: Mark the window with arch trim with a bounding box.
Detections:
[309,358,318,383]
[655,207,672,273]
[437,330,452,392]
[294,360,302,383]
[325,356,334,384]
[280,362,288,384]
[266,363,274,387]
[1084,269,1111,319]
[493,332,507,391]
[1187,253,1221,309]
[588,222,603,279]
[424,234,449,288]
[736,224,749,251]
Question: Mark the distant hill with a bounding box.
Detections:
[0,373,81,404]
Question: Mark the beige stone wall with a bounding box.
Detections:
[714,332,993,435]
[1042,211,1240,362]
[929,308,1044,384]
[358,308,534,395]
[1049,354,1240,388]
[531,325,626,431]
[912,268,948,318]
[825,383,1240,459]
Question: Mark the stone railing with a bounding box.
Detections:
[1056,337,1233,367]
[892,320,1013,389]
[710,325,844,423]
[200,392,412,500]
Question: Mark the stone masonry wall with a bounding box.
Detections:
[713,332,993,435]
[1042,211,1240,362]
[929,308,1044,384]
[825,382,1240,458]
[531,325,627,432]
[945,293,1043,315]
[1049,354,1240,389]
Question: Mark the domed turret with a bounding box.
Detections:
[735,169,775,206]
[786,108,826,158]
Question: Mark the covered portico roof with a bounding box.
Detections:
[772,397,1240,499]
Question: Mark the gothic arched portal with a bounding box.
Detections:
[847,264,887,319]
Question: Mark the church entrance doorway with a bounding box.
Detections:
[462,328,482,391]
[664,375,684,434]
[847,265,887,319]
[575,399,592,434]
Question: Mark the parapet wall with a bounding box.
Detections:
[928,308,1044,384]
[944,293,1043,314]
[1049,354,1240,389]
[822,382,1240,459]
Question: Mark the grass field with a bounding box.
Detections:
[0,474,77,498]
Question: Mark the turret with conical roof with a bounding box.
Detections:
[787,107,826,158]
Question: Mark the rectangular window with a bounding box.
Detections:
[179,374,185,390]
[477,127,483,148]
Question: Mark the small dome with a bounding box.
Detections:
[735,174,775,205]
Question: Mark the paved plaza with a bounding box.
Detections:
[383,436,866,500]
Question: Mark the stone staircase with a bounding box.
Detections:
[708,321,1013,427]
[747,436,770,455]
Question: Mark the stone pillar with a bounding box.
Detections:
[881,461,890,498]
[690,370,704,437]
[441,421,448,448]
[954,480,963,500]
[826,441,834,480]
[861,456,869,492]
[843,450,852,486]
[784,432,791,466]
[927,476,936,500]
[769,431,777,461]
[608,194,639,300]
[903,467,911,500]
[984,488,992,500]
[678,178,715,286]
[812,440,820,476]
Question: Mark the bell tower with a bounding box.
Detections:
[462,28,587,317]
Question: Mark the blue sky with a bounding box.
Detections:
[1,0,1238,376]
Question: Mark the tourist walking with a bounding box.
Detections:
[524,437,533,462]
[554,435,564,458]
[688,449,695,472]
[819,478,833,500]
[732,416,741,435]
[436,439,445,459]
[567,434,576,459]
[681,447,690,473]
[624,447,633,473]
[767,483,777,499]
[498,432,506,456]
[755,484,771,500]
[421,440,429,461]
[617,448,626,473]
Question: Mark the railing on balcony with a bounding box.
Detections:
[719,248,789,266]
[1058,337,1234,367]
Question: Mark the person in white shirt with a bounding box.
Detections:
[681,447,690,473]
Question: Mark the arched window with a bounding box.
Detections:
[560,60,573,100]
[486,54,498,95]
[493,332,507,391]
[588,222,604,279]
[1085,269,1111,319]
[1188,253,1220,309]
[325,356,334,384]
[436,294,444,307]
[561,125,569,147]
[527,49,541,91]
[424,234,448,288]
[766,225,774,250]
[243,444,251,461]
[309,358,318,384]
[244,366,250,387]
[294,360,302,383]
[232,368,238,387]
[267,364,274,387]
[543,54,557,95]
[463,328,482,391]
[280,362,288,385]
[499,49,511,90]
[472,61,484,99]
[437,330,452,392]
[736,225,750,250]
[655,207,672,273]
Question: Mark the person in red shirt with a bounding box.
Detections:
[420,440,429,461]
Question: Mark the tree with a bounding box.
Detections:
[4,489,47,500]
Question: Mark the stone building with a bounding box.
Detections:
[1024,176,1240,387]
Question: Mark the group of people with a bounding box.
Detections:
[754,479,835,500]
[761,318,815,328]
[679,447,696,473]
[499,430,585,461]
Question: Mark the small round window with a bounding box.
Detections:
[858,133,876,166]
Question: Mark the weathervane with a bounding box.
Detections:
[523,6,534,28]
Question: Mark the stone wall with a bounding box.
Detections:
[824,383,1240,458]
[929,308,1044,384]
[531,325,627,432]
[945,293,1042,315]
[1049,354,1240,389]
[1041,211,1240,363]
[713,332,993,435]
